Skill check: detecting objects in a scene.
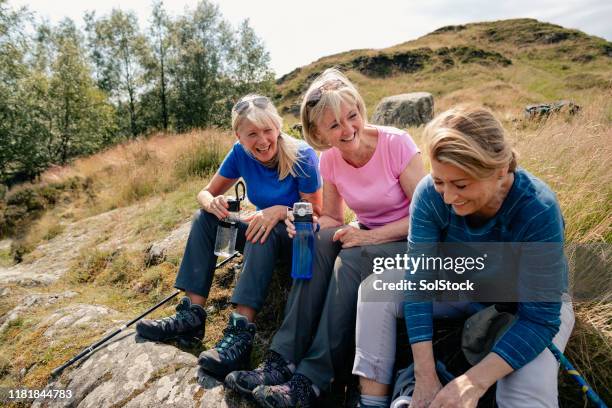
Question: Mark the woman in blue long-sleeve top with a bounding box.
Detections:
[351,106,574,408]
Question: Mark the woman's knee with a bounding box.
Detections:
[496,349,560,407]
[193,209,218,228]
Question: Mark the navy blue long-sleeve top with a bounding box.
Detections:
[403,168,567,370]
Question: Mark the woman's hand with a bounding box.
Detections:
[285,211,319,239]
[409,375,443,408]
[332,225,377,248]
[244,205,286,244]
[429,374,486,408]
[205,195,230,220]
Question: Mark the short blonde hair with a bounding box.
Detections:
[300,68,367,151]
[232,94,305,180]
[423,105,517,179]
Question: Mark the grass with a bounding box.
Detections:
[0,247,12,267]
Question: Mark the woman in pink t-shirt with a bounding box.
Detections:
[226,68,426,408]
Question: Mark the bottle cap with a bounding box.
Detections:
[293,201,313,223]
[227,198,240,212]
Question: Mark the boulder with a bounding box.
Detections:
[33,331,250,408]
[371,92,434,128]
[145,220,192,266]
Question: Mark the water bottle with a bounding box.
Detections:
[214,181,245,257]
[291,201,315,280]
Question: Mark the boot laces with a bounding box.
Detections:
[263,350,288,375]
[160,302,198,331]
[216,324,250,353]
[288,374,313,406]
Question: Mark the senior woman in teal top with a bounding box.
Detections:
[352,106,574,408]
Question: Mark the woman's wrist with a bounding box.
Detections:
[273,205,288,221]
[412,341,437,380]
[197,191,212,211]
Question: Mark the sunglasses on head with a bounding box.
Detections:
[305,79,347,109]
[233,96,270,114]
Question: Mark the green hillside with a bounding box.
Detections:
[274,18,611,120]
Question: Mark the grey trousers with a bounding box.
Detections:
[270,226,407,390]
[352,288,575,408]
[174,209,292,310]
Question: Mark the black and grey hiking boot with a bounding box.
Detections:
[224,350,293,396]
[252,373,317,408]
[198,312,256,379]
[135,296,206,347]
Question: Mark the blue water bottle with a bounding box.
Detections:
[291,202,315,280]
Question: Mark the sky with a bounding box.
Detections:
[8,0,612,77]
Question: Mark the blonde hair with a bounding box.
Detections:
[423,105,518,179]
[232,94,305,180]
[300,68,367,151]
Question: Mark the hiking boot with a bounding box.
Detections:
[224,350,293,396]
[135,296,206,346]
[252,373,317,408]
[198,312,256,379]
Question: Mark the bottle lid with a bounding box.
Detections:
[227,198,240,212]
[293,201,313,223]
[226,180,245,212]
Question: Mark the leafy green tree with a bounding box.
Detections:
[0,1,49,184]
[145,0,170,130]
[46,18,116,164]
[90,9,148,137]
[167,0,233,130]
[229,19,275,97]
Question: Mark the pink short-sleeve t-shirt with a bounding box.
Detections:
[319,125,420,229]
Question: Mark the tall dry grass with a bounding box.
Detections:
[504,99,611,404]
[39,129,235,218]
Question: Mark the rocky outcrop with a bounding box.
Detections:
[0,205,144,286]
[39,304,118,339]
[524,100,581,118]
[371,92,434,128]
[33,331,250,408]
[145,220,192,266]
[0,291,78,334]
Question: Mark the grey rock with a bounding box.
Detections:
[371,92,434,127]
[524,100,581,119]
[0,291,78,334]
[0,205,143,286]
[39,304,118,338]
[33,331,251,407]
[145,221,191,266]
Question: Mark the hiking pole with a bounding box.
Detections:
[50,252,240,378]
[548,343,608,407]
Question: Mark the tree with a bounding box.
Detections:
[91,9,148,137]
[168,0,233,130]
[0,1,49,184]
[46,18,116,164]
[229,19,275,97]
[146,0,170,130]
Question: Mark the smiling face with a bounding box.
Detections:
[430,159,508,218]
[236,119,279,163]
[315,102,365,154]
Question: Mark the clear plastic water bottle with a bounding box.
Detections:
[291,201,314,280]
[214,181,245,257]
